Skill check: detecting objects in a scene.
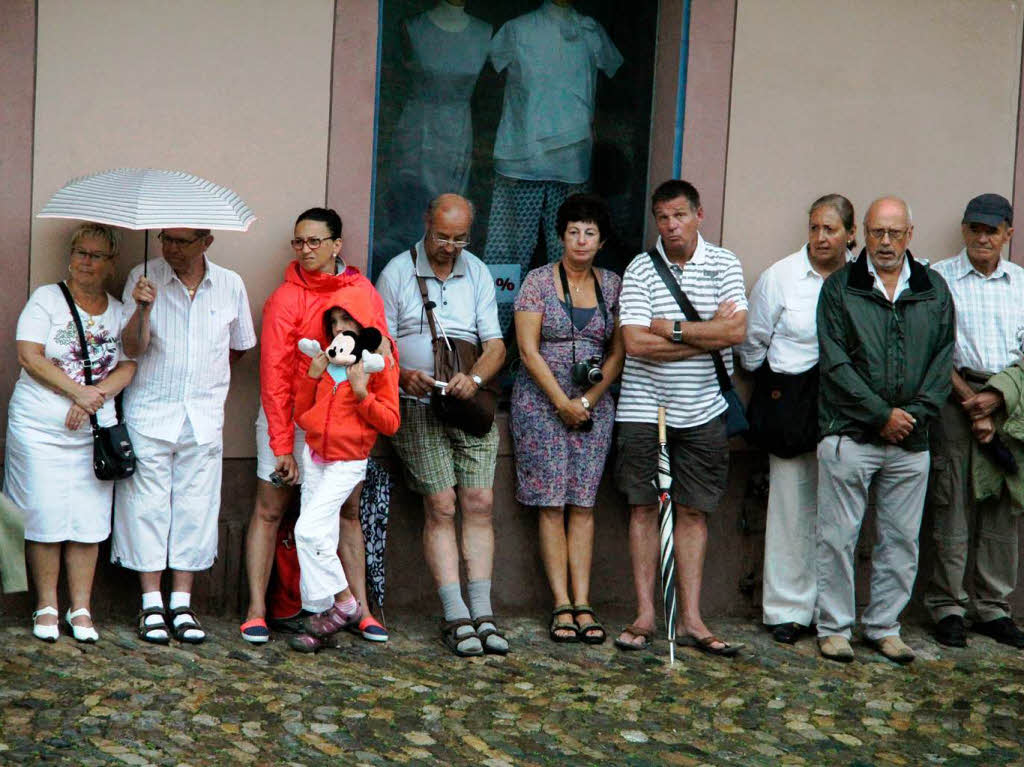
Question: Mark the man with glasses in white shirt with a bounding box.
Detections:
[376,194,507,657]
[926,193,1024,650]
[115,228,256,645]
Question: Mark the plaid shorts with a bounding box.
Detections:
[389,398,499,496]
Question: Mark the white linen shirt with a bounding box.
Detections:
[489,1,622,183]
[865,253,912,303]
[375,241,502,400]
[739,246,853,374]
[931,249,1024,372]
[617,234,748,428]
[121,256,256,445]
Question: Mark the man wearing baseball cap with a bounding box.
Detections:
[927,193,1024,649]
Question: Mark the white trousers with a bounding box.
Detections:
[112,419,223,572]
[295,444,367,612]
[815,436,929,641]
[762,452,818,626]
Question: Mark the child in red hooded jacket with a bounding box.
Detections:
[288,287,399,652]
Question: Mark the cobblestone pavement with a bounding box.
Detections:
[1,613,1022,766]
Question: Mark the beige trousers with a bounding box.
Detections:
[924,397,1020,622]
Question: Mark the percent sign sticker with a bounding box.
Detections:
[486,264,521,305]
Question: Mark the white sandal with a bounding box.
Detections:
[31,606,59,643]
[66,608,99,644]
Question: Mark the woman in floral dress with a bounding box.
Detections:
[4,223,136,643]
[511,194,625,645]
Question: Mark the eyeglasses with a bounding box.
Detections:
[70,247,113,261]
[290,236,333,251]
[866,228,909,242]
[431,233,470,249]
[158,232,205,249]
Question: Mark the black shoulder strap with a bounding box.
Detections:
[57,281,124,427]
[646,249,734,393]
[410,247,440,346]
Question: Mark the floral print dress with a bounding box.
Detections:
[510,265,620,507]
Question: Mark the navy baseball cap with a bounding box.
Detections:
[963,193,1013,227]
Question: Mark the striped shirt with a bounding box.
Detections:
[617,234,747,428]
[121,256,256,445]
[931,249,1024,372]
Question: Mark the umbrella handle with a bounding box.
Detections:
[657,406,667,444]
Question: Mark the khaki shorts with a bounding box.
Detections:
[390,398,499,496]
[614,416,729,513]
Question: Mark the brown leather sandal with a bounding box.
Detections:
[614,623,653,651]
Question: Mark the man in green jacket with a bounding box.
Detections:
[815,197,955,664]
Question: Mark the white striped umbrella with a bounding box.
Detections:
[38,168,256,232]
[656,405,678,665]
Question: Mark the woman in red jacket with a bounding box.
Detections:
[288,293,399,653]
[241,208,394,644]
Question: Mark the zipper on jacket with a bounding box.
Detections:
[322,381,341,451]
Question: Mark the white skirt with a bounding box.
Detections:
[4,392,113,544]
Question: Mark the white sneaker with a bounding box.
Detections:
[32,606,59,643]
[66,608,99,643]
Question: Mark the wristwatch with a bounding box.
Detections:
[580,396,591,411]
[471,374,482,387]
[672,320,684,344]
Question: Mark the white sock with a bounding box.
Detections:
[169,591,204,640]
[141,592,167,638]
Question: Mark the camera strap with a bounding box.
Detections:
[557,262,606,367]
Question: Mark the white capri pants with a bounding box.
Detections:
[112,419,223,572]
[295,444,367,611]
[255,405,307,483]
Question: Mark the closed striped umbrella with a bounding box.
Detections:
[38,168,256,232]
[656,405,678,665]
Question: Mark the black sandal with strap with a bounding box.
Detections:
[441,618,483,657]
[473,615,510,655]
[136,607,170,646]
[550,604,580,643]
[573,604,607,645]
[168,606,206,645]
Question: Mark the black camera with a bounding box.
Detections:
[571,356,604,387]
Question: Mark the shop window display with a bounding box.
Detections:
[371,0,657,331]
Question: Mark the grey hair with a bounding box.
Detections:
[808,194,855,233]
[69,222,120,257]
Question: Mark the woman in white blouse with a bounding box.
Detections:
[4,223,136,643]
[738,194,855,645]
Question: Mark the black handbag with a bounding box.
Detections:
[410,250,498,437]
[58,282,136,481]
[746,361,819,458]
[647,250,749,436]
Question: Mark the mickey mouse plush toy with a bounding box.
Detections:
[298,327,385,383]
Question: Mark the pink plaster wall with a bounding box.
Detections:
[327,0,381,274]
[679,0,736,245]
[0,2,35,452]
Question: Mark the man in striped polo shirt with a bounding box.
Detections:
[613,180,747,656]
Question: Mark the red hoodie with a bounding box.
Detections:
[292,286,400,461]
[260,261,396,457]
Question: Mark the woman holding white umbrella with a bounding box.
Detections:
[4,223,136,643]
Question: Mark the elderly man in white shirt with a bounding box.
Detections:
[926,193,1024,650]
[739,194,856,645]
[115,228,256,645]
[376,194,507,657]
